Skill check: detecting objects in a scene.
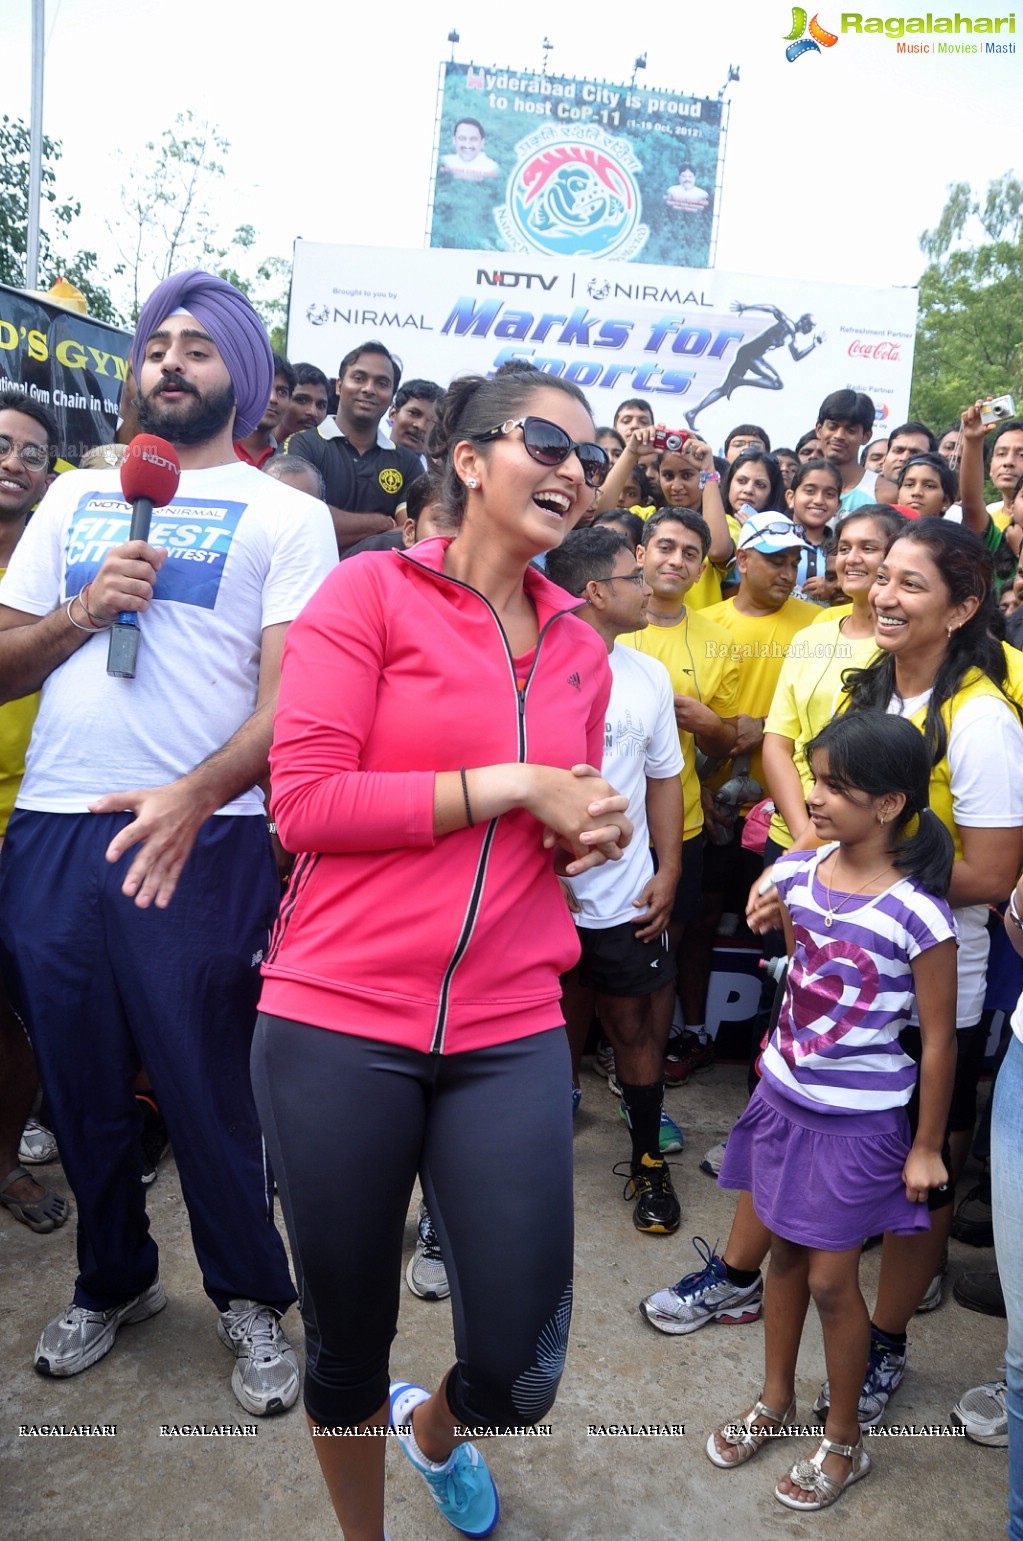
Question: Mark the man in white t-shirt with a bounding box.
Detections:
[0,271,337,1413]
[546,528,684,1236]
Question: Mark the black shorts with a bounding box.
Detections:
[671,834,706,924]
[576,921,677,998]
[901,1022,987,1211]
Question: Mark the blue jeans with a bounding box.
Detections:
[992,1029,1023,1539]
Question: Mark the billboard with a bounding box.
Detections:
[0,282,131,461]
[429,62,723,269]
[288,242,918,451]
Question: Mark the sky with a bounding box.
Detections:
[6,0,1022,310]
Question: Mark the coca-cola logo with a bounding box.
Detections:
[847,338,901,362]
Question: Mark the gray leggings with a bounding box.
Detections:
[251,1015,574,1429]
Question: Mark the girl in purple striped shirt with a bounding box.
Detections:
[707,712,957,1511]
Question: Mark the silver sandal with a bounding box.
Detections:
[775,1434,871,1509]
[706,1396,795,1468]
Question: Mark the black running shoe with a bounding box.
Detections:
[951,1181,994,1248]
[621,1154,681,1235]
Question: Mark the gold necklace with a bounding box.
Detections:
[822,855,895,928]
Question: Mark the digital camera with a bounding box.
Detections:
[652,429,689,454]
[980,394,1016,426]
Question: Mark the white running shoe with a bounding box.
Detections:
[406,1202,451,1301]
[19,1118,58,1165]
[34,1278,167,1376]
[218,1299,299,1416]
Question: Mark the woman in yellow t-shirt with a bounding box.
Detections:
[762,505,907,860]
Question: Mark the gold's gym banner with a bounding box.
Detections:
[0,283,132,462]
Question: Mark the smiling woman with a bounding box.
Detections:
[842,517,1023,1146]
[250,367,631,1540]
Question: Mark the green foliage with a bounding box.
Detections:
[0,114,120,322]
[911,173,1023,429]
[111,113,290,337]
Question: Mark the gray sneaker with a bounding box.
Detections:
[640,1238,763,1335]
[218,1299,299,1416]
[814,1333,907,1427]
[405,1202,450,1301]
[952,1379,1008,1446]
[34,1278,167,1376]
[19,1118,58,1165]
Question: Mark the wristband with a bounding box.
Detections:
[699,470,720,487]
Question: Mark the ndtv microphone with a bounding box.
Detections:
[106,435,181,679]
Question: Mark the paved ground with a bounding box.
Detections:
[0,1063,1007,1540]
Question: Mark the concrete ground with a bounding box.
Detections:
[0,1063,1007,1541]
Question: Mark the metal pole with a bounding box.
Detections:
[26,0,45,289]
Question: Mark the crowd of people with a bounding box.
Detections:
[1,265,1022,1539]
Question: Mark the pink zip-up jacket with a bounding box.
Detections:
[259,538,612,1054]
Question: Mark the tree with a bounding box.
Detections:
[911,173,1023,429]
[0,114,120,322]
[111,112,290,338]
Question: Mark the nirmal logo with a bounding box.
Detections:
[495,124,648,261]
[783,7,839,59]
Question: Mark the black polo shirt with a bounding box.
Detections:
[284,422,422,521]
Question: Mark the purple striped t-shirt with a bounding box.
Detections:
[761,844,957,1112]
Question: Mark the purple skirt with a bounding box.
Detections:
[718,1076,931,1251]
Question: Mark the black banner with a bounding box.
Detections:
[0,283,132,464]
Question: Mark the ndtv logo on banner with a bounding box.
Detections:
[847,338,902,361]
[476,270,558,291]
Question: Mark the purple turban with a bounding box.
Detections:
[131,269,274,438]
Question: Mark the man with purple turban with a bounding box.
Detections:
[0,271,337,1414]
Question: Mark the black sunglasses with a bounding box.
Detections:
[469,416,609,488]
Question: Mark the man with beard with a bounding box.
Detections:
[0,271,336,1412]
[284,341,422,555]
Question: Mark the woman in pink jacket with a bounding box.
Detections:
[252,368,629,1541]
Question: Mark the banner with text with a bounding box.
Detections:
[429,61,723,269]
[0,283,131,462]
[288,242,918,450]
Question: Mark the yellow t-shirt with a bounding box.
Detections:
[764,616,879,849]
[0,567,40,836]
[988,499,1012,533]
[621,608,739,838]
[811,602,853,626]
[634,509,737,612]
[700,595,820,797]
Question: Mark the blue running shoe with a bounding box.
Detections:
[617,1101,684,1153]
[571,1085,582,1119]
[659,1106,684,1154]
[389,1381,500,1537]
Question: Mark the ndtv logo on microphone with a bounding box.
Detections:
[847,338,902,361]
[138,447,179,472]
